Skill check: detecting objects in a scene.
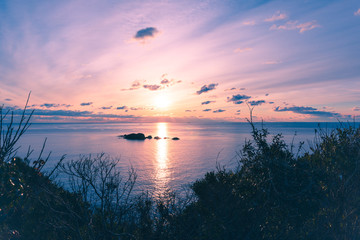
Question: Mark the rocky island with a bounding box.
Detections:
[119,133,180,141]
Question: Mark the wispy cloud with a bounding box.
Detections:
[122,75,181,92]
[201,100,215,105]
[35,103,72,108]
[203,109,212,112]
[6,107,136,120]
[213,109,226,113]
[196,83,218,95]
[234,47,252,53]
[353,107,360,111]
[263,60,282,65]
[80,102,93,106]
[121,81,143,91]
[143,84,161,91]
[224,87,237,91]
[100,106,112,110]
[274,106,341,117]
[355,9,360,16]
[133,27,159,43]
[270,20,320,33]
[224,87,246,91]
[160,74,182,86]
[227,94,251,104]
[265,11,288,22]
[242,20,256,26]
[116,106,128,110]
[4,98,12,102]
[248,100,266,106]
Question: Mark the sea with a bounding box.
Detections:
[14,122,345,195]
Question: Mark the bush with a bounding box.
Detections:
[187,123,360,240]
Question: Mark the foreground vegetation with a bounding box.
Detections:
[1,101,360,239]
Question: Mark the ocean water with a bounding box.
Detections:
[14,122,342,194]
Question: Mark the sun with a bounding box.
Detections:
[154,94,171,109]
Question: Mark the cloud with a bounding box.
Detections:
[6,107,137,121]
[234,47,252,53]
[264,60,282,65]
[274,106,341,117]
[100,106,112,110]
[133,27,159,41]
[143,84,162,91]
[355,9,360,16]
[80,102,93,106]
[4,98,12,101]
[353,107,360,111]
[248,100,266,106]
[160,74,182,86]
[185,110,192,112]
[121,81,143,91]
[196,83,218,95]
[31,109,93,117]
[39,103,72,108]
[242,20,256,26]
[227,94,251,104]
[270,20,320,33]
[123,75,181,92]
[160,79,170,84]
[203,109,212,112]
[130,107,143,110]
[225,87,237,91]
[201,100,215,105]
[265,11,288,22]
[213,109,226,113]
[116,106,128,110]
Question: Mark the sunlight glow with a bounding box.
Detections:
[154,94,171,109]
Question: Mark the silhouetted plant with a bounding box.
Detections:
[0,93,33,163]
[59,153,137,239]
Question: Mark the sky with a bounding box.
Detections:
[0,0,359,122]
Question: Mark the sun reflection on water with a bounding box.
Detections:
[154,122,170,195]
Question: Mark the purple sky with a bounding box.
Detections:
[1,0,359,122]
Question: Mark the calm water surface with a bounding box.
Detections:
[15,122,340,194]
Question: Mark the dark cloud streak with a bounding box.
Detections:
[274,106,341,117]
[227,94,251,104]
[134,27,159,40]
[196,83,218,95]
[143,84,161,91]
[248,100,266,106]
[213,109,226,113]
[80,102,93,106]
[201,101,215,105]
